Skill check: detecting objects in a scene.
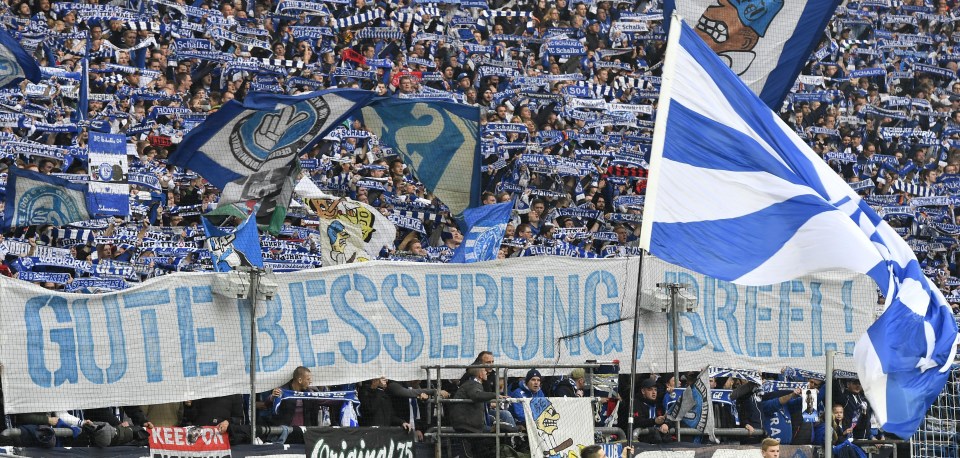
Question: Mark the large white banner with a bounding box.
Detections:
[0,256,875,413]
[636,256,877,374]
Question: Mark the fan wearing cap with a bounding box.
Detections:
[553,368,585,397]
[617,377,670,443]
[509,369,545,423]
[456,73,472,95]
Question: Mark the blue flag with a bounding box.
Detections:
[358,99,481,218]
[451,201,513,263]
[3,167,95,230]
[169,89,378,234]
[664,0,841,110]
[640,17,958,439]
[87,132,130,217]
[0,28,41,88]
[666,367,716,443]
[201,210,263,272]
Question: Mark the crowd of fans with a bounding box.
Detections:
[0,0,957,300]
[0,0,660,288]
[0,0,954,452]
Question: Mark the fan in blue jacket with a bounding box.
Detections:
[510,369,546,423]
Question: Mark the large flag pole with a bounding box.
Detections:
[246,266,261,445]
[626,252,646,449]
[824,350,835,458]
[666,283,682,443]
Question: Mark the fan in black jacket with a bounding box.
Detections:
[81,406,152,446]
[184,394,250,444]
[358,376,409,429]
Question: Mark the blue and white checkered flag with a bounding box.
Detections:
[640,16,959,439]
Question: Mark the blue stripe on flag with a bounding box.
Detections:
[663,102,802,185]
[760,0,843,109]
[649,195,833,280]
[676,29,833,199]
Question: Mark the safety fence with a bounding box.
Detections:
[911,364,960,457]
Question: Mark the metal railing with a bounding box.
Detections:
[853,439,906,458]
[422,362,614,458]
[1,427,77,439]
[634,426,767,441]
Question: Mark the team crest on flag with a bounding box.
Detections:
[229,99,328,171]
[522,397,594,458]
[451,201,513,263]
[202,208,263,272]
[169,90,379,233]
[667,367,716,443]
[3,167,94,229]
[0,28,41,89]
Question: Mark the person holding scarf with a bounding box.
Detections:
[264,366,322,443]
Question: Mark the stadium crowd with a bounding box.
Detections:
[0,0,957,303]
[0,0,953,452]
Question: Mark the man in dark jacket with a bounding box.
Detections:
[184,394,249,444]
[841,379,874,440]
[449,367,508,458]
[618,378,670,443]
[553,368,585,397]
[388,380,449,440]
[450,367,499,433]
[458,351,516,428]
[732,379,781,445]
[359,376,409,429]
[265,366,322,443]
[81,406,153,446]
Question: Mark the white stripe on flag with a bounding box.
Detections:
[736,212,884,285]
[670,45,790,170]
[655,159,819,223]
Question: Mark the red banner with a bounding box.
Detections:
[149,426,232,458]
[341,48,366,66]
[390,70,422,88]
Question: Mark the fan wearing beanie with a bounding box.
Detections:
[509,369,545,422]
